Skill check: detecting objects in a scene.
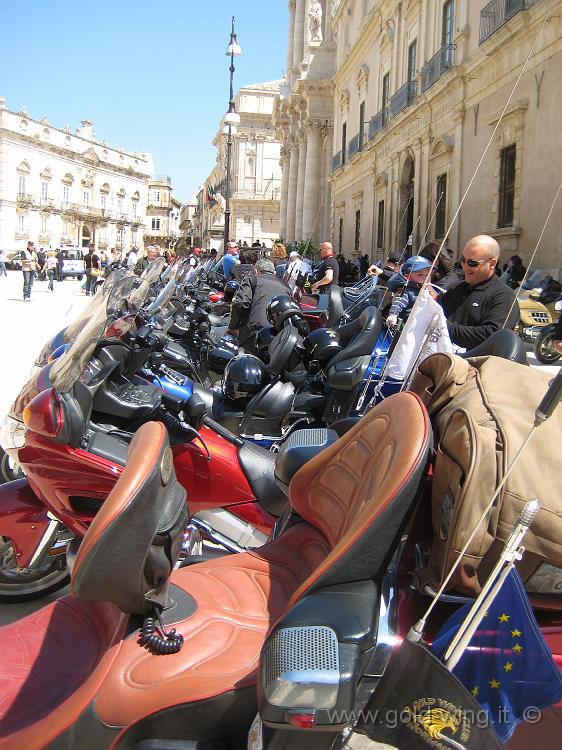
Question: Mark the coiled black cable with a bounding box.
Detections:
[139,608,184,655]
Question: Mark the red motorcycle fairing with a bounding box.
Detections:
[0,479,51,568]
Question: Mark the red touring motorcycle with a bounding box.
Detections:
[0,372,560,749]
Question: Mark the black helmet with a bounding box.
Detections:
[266,295,302,331]
[223,354,269,403]
[302,328,342,367]
[223,279,239,304]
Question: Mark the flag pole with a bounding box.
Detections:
[443,498,540,670]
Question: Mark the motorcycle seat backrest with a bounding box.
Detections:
[267,324,299,378]
[326,284,345,328]
[327,307,382,369]
[70,421,188,615]
[462,329,527,364]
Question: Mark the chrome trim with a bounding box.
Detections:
[188,516,244,553]
[27,513,63,570]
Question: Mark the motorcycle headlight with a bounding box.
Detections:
[555,300,562,312]
[0,415,26,452]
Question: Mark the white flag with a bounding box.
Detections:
[386,289,453,382]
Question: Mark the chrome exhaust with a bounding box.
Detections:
[188,517,244,553]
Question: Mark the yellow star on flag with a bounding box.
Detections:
[472,686,479,697]
[511,629,522,638]
[490,679,501,689]
[498,613,510,623]
[503,661,513,673]
[512,643,523,654]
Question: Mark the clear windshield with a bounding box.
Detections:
[140,256,167,286]
[50,276,151,393]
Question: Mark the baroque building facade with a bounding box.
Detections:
[274,0,336,247]
[195,81,283,250]
[277,0,562,276]
[0,98,154,256]
[144,176,182,250]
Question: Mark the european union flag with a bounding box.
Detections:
[431,569,562,742]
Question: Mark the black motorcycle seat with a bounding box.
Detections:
[463,329,527,365]
[324,355,372,390]
[237,441,288,517]
[326,285,345,328]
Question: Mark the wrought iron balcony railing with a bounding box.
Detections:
[368,110,384,140]
[389,80,417,117]
[332,151,343,172]
[479,0,537,44]
[420,44,456,93]
[348,133,362,158]
[17,193,34,206]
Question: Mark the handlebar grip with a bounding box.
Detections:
[202,416,244,447]
[535,369,562,424]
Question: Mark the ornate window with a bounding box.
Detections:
[376,199,385,248]
[354,209,361,253]
[435,174,447,239]
[498,145,516,228]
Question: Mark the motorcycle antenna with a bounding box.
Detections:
[501,175,562,329]
[408,367,562,644]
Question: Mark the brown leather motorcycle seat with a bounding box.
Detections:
[0,392,430,749]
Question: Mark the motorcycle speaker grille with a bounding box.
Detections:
[263,626,339,690]
[285,428,329,448]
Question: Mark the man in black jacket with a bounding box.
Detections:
[441,234,519,349]
[227,259,290,352]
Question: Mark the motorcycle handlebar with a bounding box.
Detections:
[202,415,244,447]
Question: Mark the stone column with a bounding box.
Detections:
[450,109,465,252]
[294,133,308,240]
[322,126,332,243]
[302,123,322,244]
[287,1,296,85]
[286,138,300,241]
[279,146,291,240]
[293,0,306,72]
[413,138,423,251]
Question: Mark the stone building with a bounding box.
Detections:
[200,81,283,250]
[277,0,562,276]
[0,98,154,256]
[274,0,336,247]
[144,176,182,250]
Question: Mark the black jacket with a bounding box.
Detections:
[230,272,290,351]
[441,274,519,349]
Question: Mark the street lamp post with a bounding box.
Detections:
[223,16,241,250]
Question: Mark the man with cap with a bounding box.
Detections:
[227,259,289,352]
[189,247,203,268]
[386,255,433,328]
[283,250,313,291]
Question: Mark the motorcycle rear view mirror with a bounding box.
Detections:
[184,394,207,430]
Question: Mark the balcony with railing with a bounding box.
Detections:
[389,81,417,117]
[348,133,362,158]
[368,109,384,140]
[17,193,34,207]
[479,0,537,44]
[420,44,456,93]
[39,199,55,212]
[332,150,343,172]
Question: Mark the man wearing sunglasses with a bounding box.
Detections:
[441,234,519,349]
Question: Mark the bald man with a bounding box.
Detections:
[311,241,339,293]
[441,235,519,349]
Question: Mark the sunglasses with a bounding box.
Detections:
[460,256,493,268]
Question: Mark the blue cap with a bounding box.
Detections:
[402,255,433,275]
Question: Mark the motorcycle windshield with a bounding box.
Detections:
[49,276,151,393]
[33,267,137,368]
[140,256,167,286]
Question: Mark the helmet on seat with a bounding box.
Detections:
[223,279,239,303]
[266,295,303,332]
[223,354,269,403]
[255,325,276,363]
[302,328,342,367]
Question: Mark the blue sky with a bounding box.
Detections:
[0,0,288,204]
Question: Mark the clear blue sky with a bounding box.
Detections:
[0,0,288,204]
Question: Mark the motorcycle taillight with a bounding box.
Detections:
[22,388,64,438]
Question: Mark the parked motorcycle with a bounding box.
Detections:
[533,292,562,364]
[516,276,561,344]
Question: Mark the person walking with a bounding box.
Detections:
[83,244,101,296]
[20,241,38,300]
[0,250,7,277]
[56,249,65,281]
[45,250,58,292]
[311,241,339,293]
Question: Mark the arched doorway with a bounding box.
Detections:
[399,158,415,255]
[81,225,91,248]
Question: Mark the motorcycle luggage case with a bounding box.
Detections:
[274,427,339,493]
[324,355,372,390]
